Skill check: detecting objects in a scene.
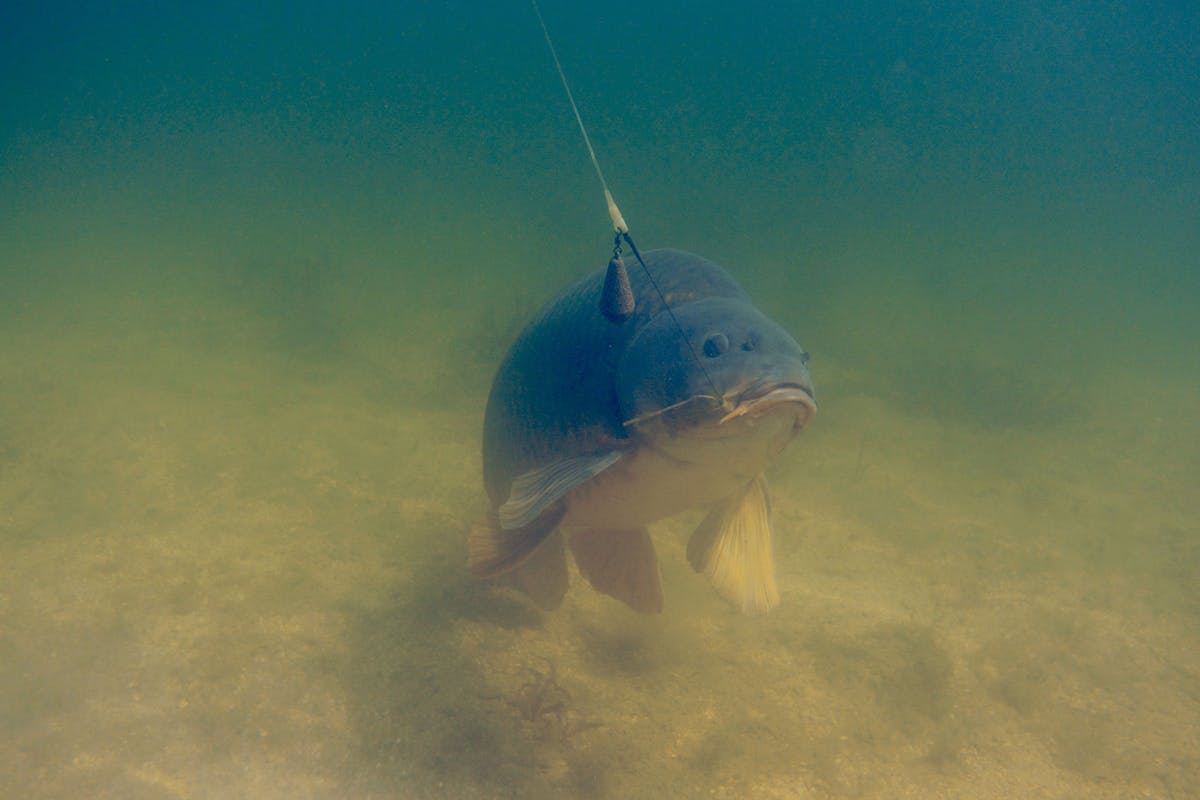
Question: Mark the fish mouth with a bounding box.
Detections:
[719,382,817,426]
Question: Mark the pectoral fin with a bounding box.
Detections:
[687,475,779,615]
[498,451,623,530]
[569,527,663,614]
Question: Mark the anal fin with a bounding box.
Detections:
[687,474,779,615]
[568,527,663,614]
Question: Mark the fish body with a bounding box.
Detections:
[470,249,815,614]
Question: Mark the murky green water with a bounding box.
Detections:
[2,2,1196,798]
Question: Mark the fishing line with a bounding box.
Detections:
[530,0,723,403]
[531,0,625,235]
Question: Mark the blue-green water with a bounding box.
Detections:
[2,2,1197,798]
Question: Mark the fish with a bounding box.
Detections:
[468,248,816,615]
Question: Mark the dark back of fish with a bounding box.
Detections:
[482,249,748,507]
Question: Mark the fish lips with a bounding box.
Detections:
[720,382,817,427]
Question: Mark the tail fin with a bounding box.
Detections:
[511,529,569,610]
[468,504,566,577]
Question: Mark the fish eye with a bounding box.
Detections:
[702,332,729,358]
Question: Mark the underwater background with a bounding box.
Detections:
[2,1,1197,798]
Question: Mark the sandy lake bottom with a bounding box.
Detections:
[1,240,1196,800]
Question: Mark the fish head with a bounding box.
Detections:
[617,297,816,469]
